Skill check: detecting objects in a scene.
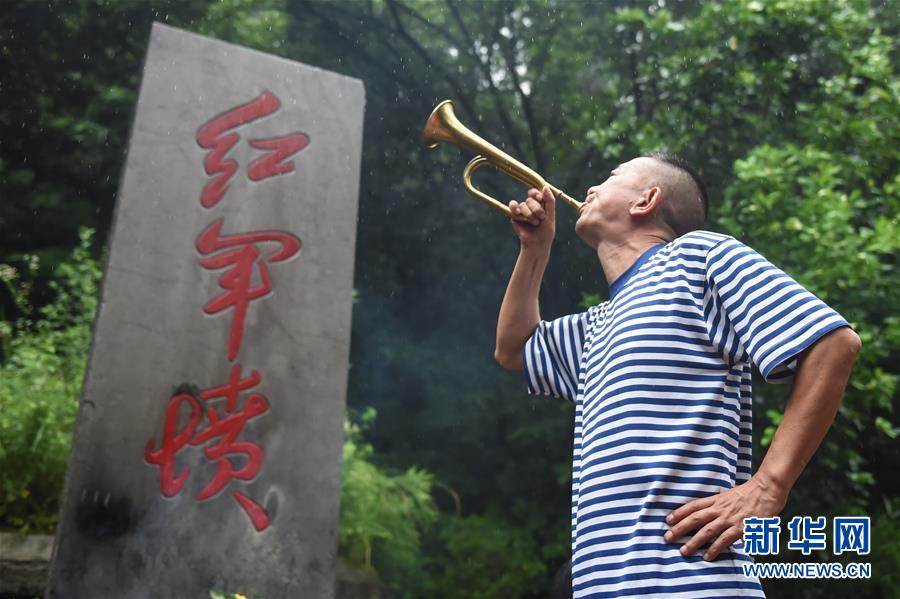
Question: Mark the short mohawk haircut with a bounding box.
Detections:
[643,152,709,220]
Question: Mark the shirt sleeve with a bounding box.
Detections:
[704,237,850,384]
[523,309,591,401]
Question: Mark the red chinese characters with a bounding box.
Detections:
[197,218,301,361]
[146,90,306,531]
[144,365,270,531]
[196,90,310,208]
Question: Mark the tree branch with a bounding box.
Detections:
[395,1,466,50]
[445,0,528,160]
[628,36,644,121]
[384,0,479,123]
[294,1,420,92]
[564,145,599,196]
[497,7,545,173]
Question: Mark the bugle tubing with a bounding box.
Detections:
[423,99,583,218]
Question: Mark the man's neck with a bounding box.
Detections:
[596,232,671,286]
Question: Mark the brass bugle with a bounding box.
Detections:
[423,99,583,218]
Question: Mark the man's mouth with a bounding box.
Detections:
[579,197,594,215]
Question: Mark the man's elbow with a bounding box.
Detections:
[825,326,862,365]
[837,326,862,358]
[494,347,524,371]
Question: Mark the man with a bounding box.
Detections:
[494,153,861,598]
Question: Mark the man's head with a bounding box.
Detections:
[575,153,708,247]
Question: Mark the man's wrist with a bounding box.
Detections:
[752,467,792,507]
[519,242,552,261]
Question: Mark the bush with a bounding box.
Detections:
[422,514,550,599]
[340,407,438,592]
[0,228,101,532]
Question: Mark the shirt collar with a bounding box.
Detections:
[608,243,666,299]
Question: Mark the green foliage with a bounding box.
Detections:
[868,514,900,599]
[0,0,210,260]
[1,0,898,596]
[340,407,437,592]
[0,229,101,532]
[422,514,549,599]
[196,0,289,52]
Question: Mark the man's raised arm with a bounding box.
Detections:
[494,186,556,371]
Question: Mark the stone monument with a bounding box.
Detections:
[46,23,364,598]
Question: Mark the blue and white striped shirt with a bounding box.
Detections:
[524,231,849,598]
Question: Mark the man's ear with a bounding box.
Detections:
[630,186,662,217]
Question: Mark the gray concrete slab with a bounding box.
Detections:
[46,23,364,599]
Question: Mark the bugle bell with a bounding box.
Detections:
[423,99,583,218]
